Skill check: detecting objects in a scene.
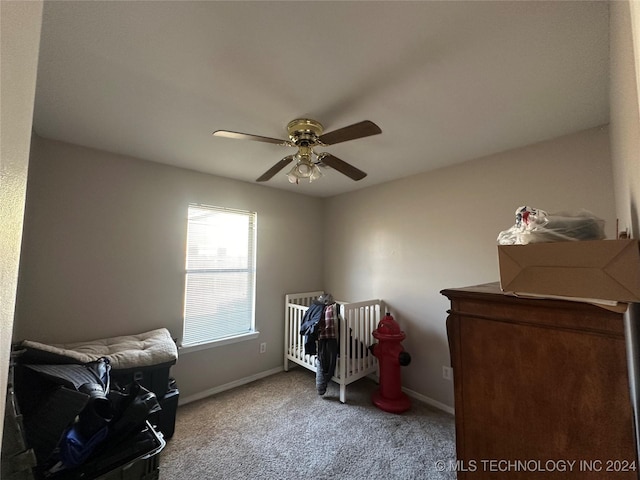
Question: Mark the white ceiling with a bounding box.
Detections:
[32,1,610,198]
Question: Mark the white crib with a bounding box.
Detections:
[283,291,385,403]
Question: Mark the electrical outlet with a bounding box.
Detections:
[442,366,453,381]
[260,342,267,354]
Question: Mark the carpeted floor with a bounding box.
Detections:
[159,369,456,479]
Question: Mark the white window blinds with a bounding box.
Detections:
[183,204,257,347]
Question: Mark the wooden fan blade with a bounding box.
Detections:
[256,156,295,182]
[213,130,287,145]
[319,120,381,145]
[320,154,367,181]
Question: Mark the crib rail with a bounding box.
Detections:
[338,299,384,385]
[285,291,325,307]
[284,292,384,403]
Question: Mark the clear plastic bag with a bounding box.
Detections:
[497,206,606,245]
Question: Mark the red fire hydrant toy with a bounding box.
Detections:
[370,312,411,413]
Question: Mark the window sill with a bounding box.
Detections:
[179,331,260,355]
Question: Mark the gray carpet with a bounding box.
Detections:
[159,369,456,479]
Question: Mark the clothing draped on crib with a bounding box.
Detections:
[299,294,338,395]
[316,303,338,395]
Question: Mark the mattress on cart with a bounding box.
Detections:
[20,328,177,369]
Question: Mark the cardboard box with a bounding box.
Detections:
[498,239,640,302]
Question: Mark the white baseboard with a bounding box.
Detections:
[402,387,455,415]
[179,366,283,406]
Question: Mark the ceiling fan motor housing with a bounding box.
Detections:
[287,118,324,146]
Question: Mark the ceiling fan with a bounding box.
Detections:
[213,118,381,183]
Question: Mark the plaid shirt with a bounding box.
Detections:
[318,303,337,340]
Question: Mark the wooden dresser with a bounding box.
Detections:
[442,283,637,479]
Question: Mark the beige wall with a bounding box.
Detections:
[324,126,616,408]
[0,0,43,447]
[610,0,640,237]
[15,136,324,399]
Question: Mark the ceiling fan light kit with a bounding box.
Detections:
[213,118,381,184]
[287,161,323,184]
[287,143,323,184]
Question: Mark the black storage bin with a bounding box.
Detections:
[15,329,179,448]
[9,349,167,480]
[149,387,179,440]
[95,450,160,480]
[40,421,165,480]
[15,354,178,445]
[96,451,159,480]
[110,361,175,402]
[111,365,178,440]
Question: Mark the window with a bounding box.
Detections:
[182,204,257,348]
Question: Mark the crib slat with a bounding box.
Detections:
[339,304,347,383]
